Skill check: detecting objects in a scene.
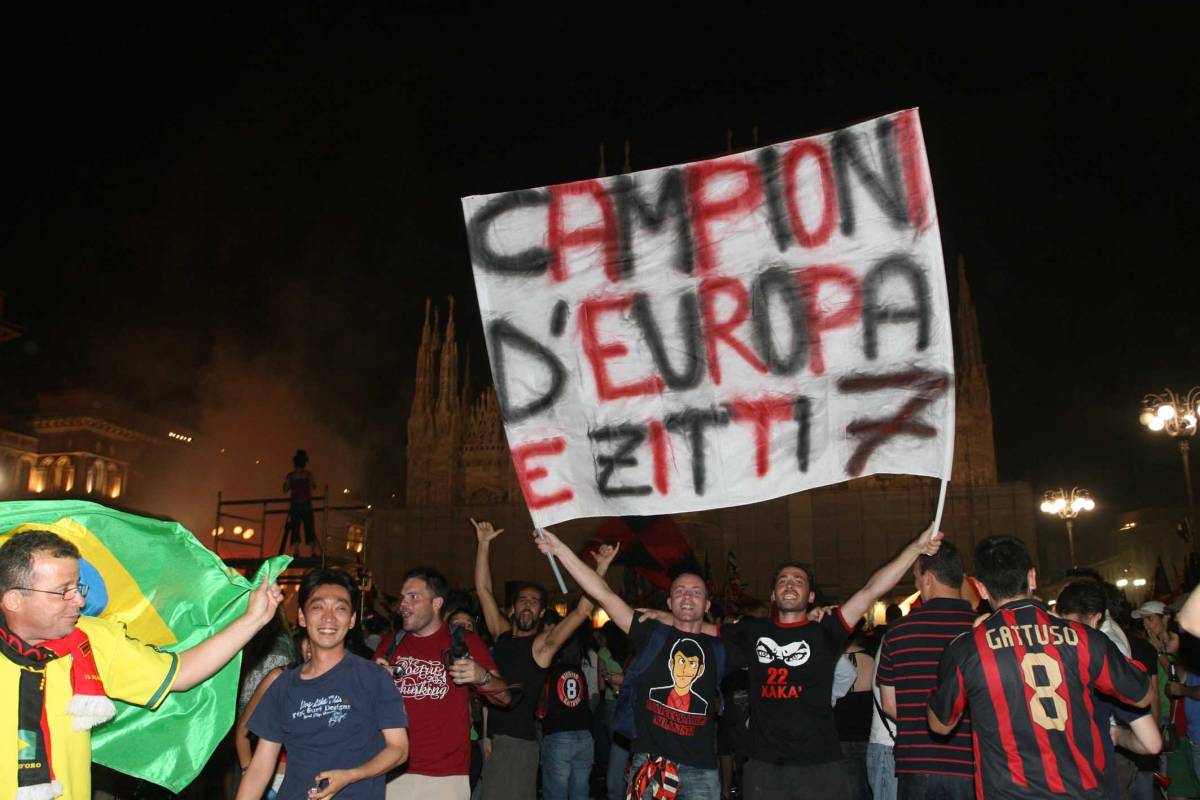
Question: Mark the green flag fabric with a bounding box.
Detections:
[0,499,291,792]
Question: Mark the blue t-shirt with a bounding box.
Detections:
[1186,671,1200,742]
[248,652,408,800]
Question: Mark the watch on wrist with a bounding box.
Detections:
[479,670,492,687]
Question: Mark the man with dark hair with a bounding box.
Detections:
[374,565,509,800]
[473,520,611,800]
[877,540,976,800]
[241,568,408,800]
[0,529,284,800]
[1055,580,1162,798]
[720,525,944,800]
[928,535,1153,799]
[535,528,739,799]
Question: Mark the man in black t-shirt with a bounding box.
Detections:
[928,536,1152,800]
[473,520,615,800]
[535,529,741,799]
[721,524,944,800]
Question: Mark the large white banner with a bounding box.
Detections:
[462,109,954,528]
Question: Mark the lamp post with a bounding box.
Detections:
[1139,387,1200,549]
[1040,487,1095,568]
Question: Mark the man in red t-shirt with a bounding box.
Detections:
[375,567,511,800]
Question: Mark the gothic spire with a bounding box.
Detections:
[956,255,986,375]
[411,298,435,417]
[437,296,459,417]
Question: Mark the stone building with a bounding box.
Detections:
[0,390,197,509]
[372,259,1037,602]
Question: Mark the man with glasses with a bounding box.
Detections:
[0,530,284,800]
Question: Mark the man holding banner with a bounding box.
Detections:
[465,107,958,797]
[0,528,283,800]
[720,526,941,800]
[535,528,740,799]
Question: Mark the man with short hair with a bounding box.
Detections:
[374,566,508,800]
[928,535,1153,799]
[536,528,741,800]
[0,529,284,800]
[473,519,613,800]
[241,569,409,800]
[1055,579,1161,800]
[720,525,944,800]
[877,540,976,800]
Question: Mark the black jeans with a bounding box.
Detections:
[897,772,974,800]
[743,759,850,800]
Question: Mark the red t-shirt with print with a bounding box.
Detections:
[373,623,496,776]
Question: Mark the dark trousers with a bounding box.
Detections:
[743,759,850,800]
[281,501,316,550]
[897,772,974,800]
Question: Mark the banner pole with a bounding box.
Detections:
[536,527,570,594]
[931,477,949,536]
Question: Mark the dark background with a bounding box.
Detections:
[2,8,1196,520]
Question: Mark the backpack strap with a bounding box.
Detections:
[385,629,406,663]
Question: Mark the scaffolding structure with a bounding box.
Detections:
[212,487,371,577]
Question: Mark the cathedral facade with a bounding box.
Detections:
[377,260,1034,602]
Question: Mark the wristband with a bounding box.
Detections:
[479,670,492,687]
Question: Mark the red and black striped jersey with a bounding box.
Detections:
[928,598,1149,799]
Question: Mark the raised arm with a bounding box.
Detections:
[534,530,634,633]
[841,526,942,624]
[534,544,619,667]
[472,518,511,640]
[176,577,283,691]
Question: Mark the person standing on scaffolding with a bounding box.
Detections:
[281,449,318,557]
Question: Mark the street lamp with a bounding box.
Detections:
[1139,387,1200,547]
[1040,487,1095,568]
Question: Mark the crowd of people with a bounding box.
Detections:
[9,520,1200,799]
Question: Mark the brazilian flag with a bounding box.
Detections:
[0,499,290,792]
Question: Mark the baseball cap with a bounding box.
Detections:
[1132,600,1166,619]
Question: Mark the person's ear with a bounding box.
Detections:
[432,596,444,615]
[1028,568,1038,595]
[297,607,308,629]
[1,589,21,614]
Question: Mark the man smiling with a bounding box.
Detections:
[535,529,738,800]
[241,569,409,800]
[0,529,285,800]
[720,525,942,800]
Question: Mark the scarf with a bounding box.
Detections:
[0,614,115,800]
[627,754,680,800]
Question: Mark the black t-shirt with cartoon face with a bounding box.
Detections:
[628,617,732,770]
[721,612,853,765]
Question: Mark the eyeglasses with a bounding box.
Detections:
[14,582,89,602]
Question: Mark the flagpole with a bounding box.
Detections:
[535,527,570,594]
[931,477,949,536]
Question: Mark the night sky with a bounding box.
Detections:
[3,9,1197,531]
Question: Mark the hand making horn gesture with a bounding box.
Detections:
[471,518,504,543]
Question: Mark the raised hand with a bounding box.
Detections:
[917,525,944,556]
[245,575,283,628]
[471,518,504,543]
[532,529,563,558]
[592,543,620,573]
